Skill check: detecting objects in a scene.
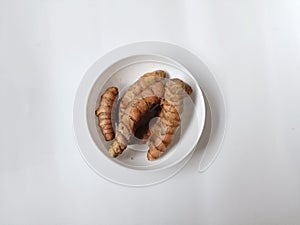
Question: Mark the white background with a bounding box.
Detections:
[1,0,300,224]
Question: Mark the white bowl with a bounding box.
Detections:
[82,54,205,171]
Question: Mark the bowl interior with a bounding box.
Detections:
[86,55,205,171]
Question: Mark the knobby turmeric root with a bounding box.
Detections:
[147,78,193,160]
[95,87,118,141]
[109,81,165,157]
[118,70,166,122]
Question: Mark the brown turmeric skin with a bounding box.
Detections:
[109,81,165,157]
[147,78,192,160]
[95,87,118,141]
[118,70,166,122]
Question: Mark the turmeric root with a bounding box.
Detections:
[95,87,118,141]
[118,70,166,122]
[147,78,193,160]
[109,81,165,157]
[133,104,161,141]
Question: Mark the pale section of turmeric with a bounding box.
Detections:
[147,78,192,160]
[95,87,118,141]
[118,70,166,122]
[109,81,165,157]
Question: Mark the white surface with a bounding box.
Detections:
[1,0,300,224]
